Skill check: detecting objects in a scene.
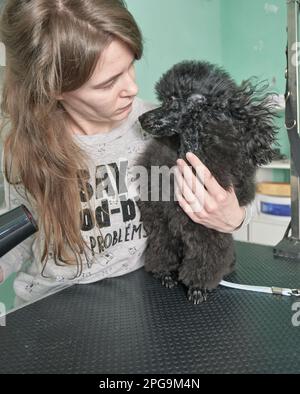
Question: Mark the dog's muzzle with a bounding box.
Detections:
[138,107,179,137]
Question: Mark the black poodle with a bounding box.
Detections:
[135,60,278,304]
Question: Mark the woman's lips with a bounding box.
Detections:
[118,101,133,112]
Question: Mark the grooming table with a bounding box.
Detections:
[0,241,300,374]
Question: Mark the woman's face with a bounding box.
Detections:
[59,38,139,134]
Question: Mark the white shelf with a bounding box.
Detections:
[260,159,290,170]
[252,213,290,226]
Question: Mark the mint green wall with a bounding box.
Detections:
[0,275,15,311]
[220,0,289,158]
[221,0,286,89]
[128,0,222,102]
[128,0,289,158]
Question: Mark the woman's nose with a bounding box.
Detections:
[121,74,139,97]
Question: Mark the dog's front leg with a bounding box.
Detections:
[178,227,235,304]
[144,220,182,289]
[178,254,214,304]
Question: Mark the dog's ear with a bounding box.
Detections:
[231,80,279,167]
[199,120,244,165]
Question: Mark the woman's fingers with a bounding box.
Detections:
[176,159,217,214]
[174,166,207,215]
[185,152,227,202]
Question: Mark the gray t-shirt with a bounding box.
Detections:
[0,96,158,304]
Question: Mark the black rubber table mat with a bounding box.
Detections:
[1,241,300,374]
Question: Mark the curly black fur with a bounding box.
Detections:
[135,60,279,304]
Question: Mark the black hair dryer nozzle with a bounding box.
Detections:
[0,205,38,257]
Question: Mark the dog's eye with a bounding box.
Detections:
[163,97,179,109]
[167,97,175,104]
[171,100,180,110]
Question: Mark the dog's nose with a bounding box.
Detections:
[138,114,150,127]
[139,113,146,123]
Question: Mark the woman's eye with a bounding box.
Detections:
[102,80,117,89]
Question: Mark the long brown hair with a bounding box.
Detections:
[0,0,143,276]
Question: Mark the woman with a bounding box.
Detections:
[0,0,249,305]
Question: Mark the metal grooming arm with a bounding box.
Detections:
[273,0,300,260]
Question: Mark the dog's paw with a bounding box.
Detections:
[153,272,178,289]
[187,286,208,304]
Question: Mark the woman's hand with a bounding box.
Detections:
[174,152,246,233]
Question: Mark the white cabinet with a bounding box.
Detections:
[233,222,248,242]
[248,215,289,246]
[233,159,290,246]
